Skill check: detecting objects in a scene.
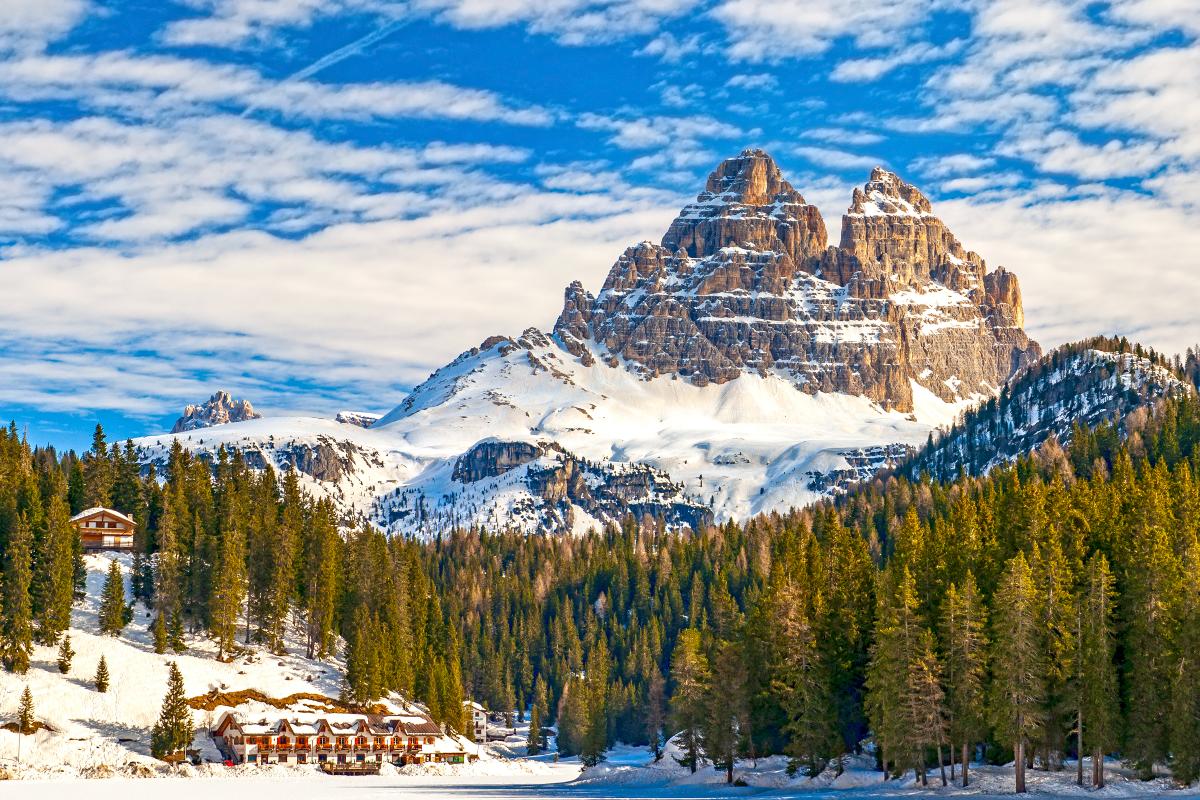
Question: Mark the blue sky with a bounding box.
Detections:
[3,0,1199,451]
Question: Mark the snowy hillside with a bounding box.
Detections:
[901,341,1192,481]
[137,328,971,536]
[0,554,473,779]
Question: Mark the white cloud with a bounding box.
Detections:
[0,52,554,126]
[909,153,997,178]
[411,0,697,44]
[941,189,1200,357]
[635,31,704,62]
[161,0,404,47]
[577,112,746,149]
[793,145,881,171]
[0,192,684,416]
[712,0,944,62]
[0,0,88,53]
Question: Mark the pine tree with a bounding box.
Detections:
[1,513,34,673]
[580,637,610,766]
[773,576,834,777]
[1078,552,1118,788]
[153,611,168,654]
[153,490,184,637]
[1169,540,1200,786]
[1123,519,1179,779]
[527,702,542,756]
[17,685,35,734]
[903,628,948,786]
[989,552,1044,794]
[645,667,666,761]
[940,574,987,787]
[35,491,76,645]
[99,558,127,635]
[209,504,247,660]
[94,655,110,692]
[703,638,748,783]
[669,629,709,773]
[57,635,74,673]
[150,661,194,760]
[83,424,113,507]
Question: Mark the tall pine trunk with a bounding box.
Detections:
[1015,737,1027,793]
[962,742,970,787]
[1076,710,1084,787]
[1093,747,1104,788]
[937,744,947,786]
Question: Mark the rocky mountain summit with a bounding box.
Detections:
[170,391,260,433]
[555,150,1039,410]
[139,151,1054,536]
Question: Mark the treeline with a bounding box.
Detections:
[423,392,1200,789]
[0,425,467,730]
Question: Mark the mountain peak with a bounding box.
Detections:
[847,167,934,217]
[660,149,826,262]
[702,148,796,205]
[171,390,260,433]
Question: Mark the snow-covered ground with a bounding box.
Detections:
[134,331,975,537]
[0,553,474,780]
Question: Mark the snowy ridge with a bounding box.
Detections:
[136,330,971,536]
[902,344,1192,481]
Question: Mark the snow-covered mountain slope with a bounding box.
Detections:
[135,151,1040,535]
[0,555,488,780]
[138,329,970,535]
[899,340,1193,481]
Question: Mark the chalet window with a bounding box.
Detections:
[297,737,308,746]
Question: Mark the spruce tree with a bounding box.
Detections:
[989,552,1044,794]
[645,668,666,761]
[150,661,193,760]
[527,702,542,756]
[580,637,610,766]
[1169,540,1200,786]
[1123,520,1179,779]
[773,576,834,777]
[1,513,34,673]
[35,491,76,645]
[57,635,74,673]
[209,509,247,660]
[153,612,168,654]
[99,558,127,635]
[1078,552,1118,788]
[83,424,113,507]
[704,638,748,783]
[94,655,110,692]
[940,574,988,787]
[668,628,709,774]
[17,685,34,734]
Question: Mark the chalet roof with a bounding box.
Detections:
[395,715,442,736]
[69,507,136,526]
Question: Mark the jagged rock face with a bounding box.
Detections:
[335,411,380,429]
[553,151,1041,410]
[452,440,543,483]
[660,148,827,265]
[171,391,260,433]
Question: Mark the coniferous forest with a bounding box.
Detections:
[3,392,1200,789]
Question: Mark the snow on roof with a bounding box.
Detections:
[69,507,136,525]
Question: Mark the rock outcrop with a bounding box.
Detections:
[171,391,260,433]
[553,151,1040,411]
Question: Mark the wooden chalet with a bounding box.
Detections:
[211,709,477,768]
[70,507,136,551]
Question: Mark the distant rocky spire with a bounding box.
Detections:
[171,391,260,433]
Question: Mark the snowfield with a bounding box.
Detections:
[135,332,976,537]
